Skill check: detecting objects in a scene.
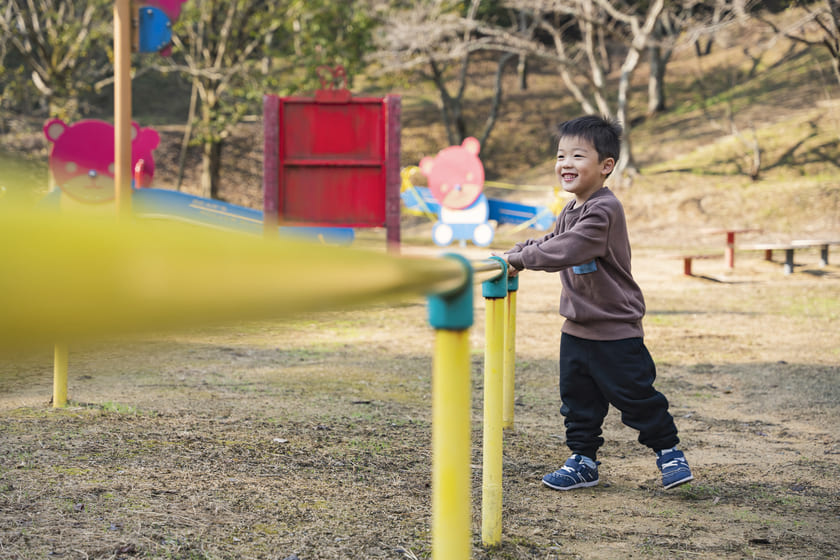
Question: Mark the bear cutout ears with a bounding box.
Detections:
[44,119,160,204]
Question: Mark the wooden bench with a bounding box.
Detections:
[737,240,840,274]
[671,253,722,276]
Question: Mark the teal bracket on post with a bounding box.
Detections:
[427,253,474,330]
[482,256,508,299]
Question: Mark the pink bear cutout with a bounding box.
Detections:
[419,137,494,247]
[44,119,160,204]
[420,137,484,210]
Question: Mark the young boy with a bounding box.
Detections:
[497,115,694,491]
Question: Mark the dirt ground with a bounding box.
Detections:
[1,218,838,560]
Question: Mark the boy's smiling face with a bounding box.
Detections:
[555,135,615,206]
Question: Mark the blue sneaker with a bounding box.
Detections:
[657,449,694,489]
[542,454,599,491]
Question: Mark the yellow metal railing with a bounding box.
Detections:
[0,206,518,559]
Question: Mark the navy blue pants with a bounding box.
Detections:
[559,333,679,461]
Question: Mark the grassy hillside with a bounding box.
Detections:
[391,11,840,248]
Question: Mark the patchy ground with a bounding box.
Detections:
[1,228,838,560]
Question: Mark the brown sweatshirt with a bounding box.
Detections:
[505,187,645,340]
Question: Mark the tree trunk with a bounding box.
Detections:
[647,44,667,115]
[647,12,674,116]
[830,0,840,88]
[176,81,198,191]
[693,38,713,57]
[200,139,223,200]
[517,55,528,90]
[517,9,529,90]
[479,53,516,145]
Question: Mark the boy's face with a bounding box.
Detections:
[554,135,615,205]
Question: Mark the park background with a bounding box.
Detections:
[1,1,839,559]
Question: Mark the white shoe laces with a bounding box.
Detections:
[661,457,686,469]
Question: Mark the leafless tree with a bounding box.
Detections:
[647,1,755,115]
[373,0,523,147]
[159,0,284,200]
[0,0,111,120]
[487,0,664,183]
[760,0,840,90]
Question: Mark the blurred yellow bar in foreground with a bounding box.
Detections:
[0,207,466,352]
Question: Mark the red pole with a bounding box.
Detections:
[725,231,735,269]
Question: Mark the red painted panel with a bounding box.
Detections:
[262,85,401,246]
[282,101,384,161]
[283,166,384,226]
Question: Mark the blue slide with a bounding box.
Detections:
[401,185,556,231]
[40,188,355,244]
[133,188,354,244]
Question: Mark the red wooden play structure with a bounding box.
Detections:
[262,66,402,249]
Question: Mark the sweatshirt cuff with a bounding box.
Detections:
[506,252,524,271]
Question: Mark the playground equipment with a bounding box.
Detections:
[41,119,354,242]
[418,137,495,247]
[132,187,354,243]
[43,118,159,207]
[0,206,519,559]
[401,165,558,244]
[135,1,188,55]
[263,66,401,249]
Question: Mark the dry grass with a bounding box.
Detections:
[1,244,839,560]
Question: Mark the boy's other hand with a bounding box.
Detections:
[492,252,519,277]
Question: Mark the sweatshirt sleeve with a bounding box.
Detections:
[505,230,558,256]
[506,205,610,272]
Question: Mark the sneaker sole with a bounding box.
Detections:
[663,474,694,490]
[542,478,599,491]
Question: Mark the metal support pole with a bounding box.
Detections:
[502,275,518,430]
[481,256,507,548]
[53,342,68,408]
[114,0,133,221]
[427,254,473,560]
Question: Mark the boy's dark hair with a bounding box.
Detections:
[557,115,622,164]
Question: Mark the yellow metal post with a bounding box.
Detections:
[502,276,518,430]
[53,342,68,408]
[427,253,474,560]
[481,296,504,546]
[431,328,472,560]
[480,256,507,548]
[53,0,132,411]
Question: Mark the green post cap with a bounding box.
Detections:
[482,256,508,299]
[427,253,473,330]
